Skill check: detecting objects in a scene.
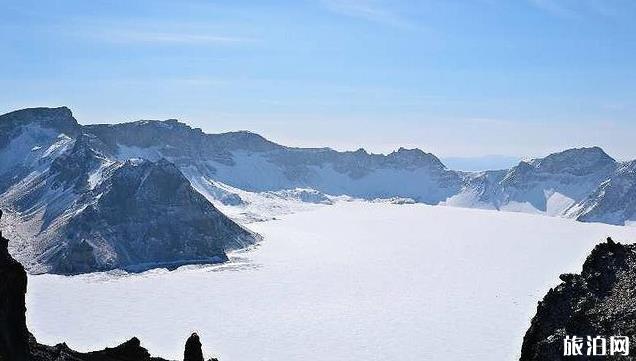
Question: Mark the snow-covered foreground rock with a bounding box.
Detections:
[26,202,636,361]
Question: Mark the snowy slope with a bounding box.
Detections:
[448,147,620,218]
[27,202,636,361]
[0,108,259,274]
[85,120,463,204]
[568,160,636,225]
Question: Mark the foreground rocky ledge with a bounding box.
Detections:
[520,237,636,360]
[0,210,217,361]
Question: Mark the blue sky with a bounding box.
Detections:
[1,0,635,159]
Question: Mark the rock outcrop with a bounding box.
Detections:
[183,334,204,361]
[29,336,166,361]
[520,237,636,360]
[0,209,30,361]
[0,210,216,361]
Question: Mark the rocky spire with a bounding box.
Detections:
[0,209,31,361]
[184,333,204,361]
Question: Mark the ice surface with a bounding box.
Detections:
[26,202,636,361]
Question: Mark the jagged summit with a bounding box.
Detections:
[450,145,622,217]
[184,333,205,361]
[520,238,636,360]
[387,147,446,169]
[531,146,616,176]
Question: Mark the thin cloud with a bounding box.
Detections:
[320,0,414,29]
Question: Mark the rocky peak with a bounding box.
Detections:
[520,237,636,360]
[0,106,80,150]
[0,106,79,133]
[387,148,446,169]
[49,157,259,274]
[206,130,282,153]
[184,333,204,361]
[533,147,616,176]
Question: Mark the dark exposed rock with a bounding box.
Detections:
[29,335,168,361]
[48,158,258,274]
[1,146,259,274]
[0,107,80,150]
[0,209,30,361]
[534,147,616,177]
[520,237,636,360]
[0,211,217,361]
[184,333,204,361]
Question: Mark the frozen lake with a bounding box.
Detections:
[27,202,636,360]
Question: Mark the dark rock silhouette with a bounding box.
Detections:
[0,208,30,361]
[0,210,217,361]
[184,333,204,361]
[29,336,162,361]
[520,237,636,360]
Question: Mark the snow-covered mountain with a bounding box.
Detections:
[567,160,636,225]
[82,112,636,225]
[85,119,463,205]
[448,147,620,216]
[0,107,259,274]
[1,106,635,274]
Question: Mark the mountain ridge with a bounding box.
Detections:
[3,107,635,221]
[2,106,636,273]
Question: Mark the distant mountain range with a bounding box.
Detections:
[1,107,634,273]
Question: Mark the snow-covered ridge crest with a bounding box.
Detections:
[2,106,636,255]
[86,112,633,225]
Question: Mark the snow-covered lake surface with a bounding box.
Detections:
[27,202,636,361]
